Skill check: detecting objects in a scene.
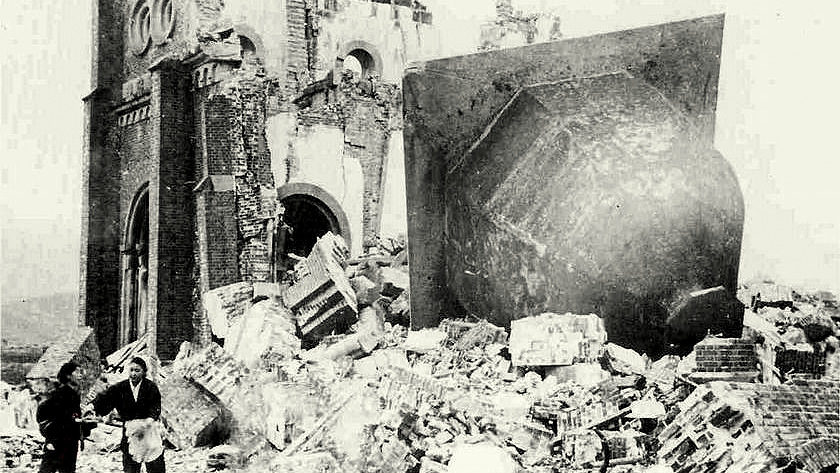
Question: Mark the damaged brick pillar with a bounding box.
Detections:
[193,81,240,344]
[79,0,125,355]
[344,100,391,250]
[150,60,194,359]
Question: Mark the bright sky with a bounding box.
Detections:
[1,0,838,303]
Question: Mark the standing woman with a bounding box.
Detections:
[92,357,165,473]
[36,362,84,473]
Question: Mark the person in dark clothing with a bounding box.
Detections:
[92,357,165,473]
[36,362,84,473]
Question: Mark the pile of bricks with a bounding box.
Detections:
[658,379,840,472]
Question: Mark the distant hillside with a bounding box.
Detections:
[1,292,79,346]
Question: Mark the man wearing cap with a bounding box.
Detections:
[91,356,165,473]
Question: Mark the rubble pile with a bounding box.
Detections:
[3,269,838,473]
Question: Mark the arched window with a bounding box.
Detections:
[150,0,175,45]
[343,48,376,82]
[129,0,152,54]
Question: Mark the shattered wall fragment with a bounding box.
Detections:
[26,326,100,395]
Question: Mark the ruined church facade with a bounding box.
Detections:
[79,0,443,359]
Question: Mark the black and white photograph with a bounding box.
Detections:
[2,0,838,471]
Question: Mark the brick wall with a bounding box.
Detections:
[776,349,827,378]
[80,0,126,355]
[153,63,196,360]
[286,0,309,90]
[693,338,759,373]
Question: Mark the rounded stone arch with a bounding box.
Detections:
[276,183,351,257]
[233,23,265,62]
[120,184,151,346]
[123,183,150,251]
[336,40,384,79]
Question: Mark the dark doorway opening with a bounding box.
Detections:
[279,193,340,259]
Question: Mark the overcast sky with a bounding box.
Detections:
[1,0,838,303]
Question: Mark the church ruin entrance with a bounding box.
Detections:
[121,186,150,346]
[274,184,351,280]
[280,194,340,258]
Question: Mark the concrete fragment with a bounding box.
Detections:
[379,267,409,298]
[349,275,379,306]
[284,233,358,342]
[627,398,666,419]
[447,443,517,473]
[545,363,610,387]
[159,375,229,449]
[403,329,447,353]
[224,298,299,368]
[782,326,809,345]
[202,281,254,339]
[26,326,100,396]
[602,343,647,375]
[509,312,606,367]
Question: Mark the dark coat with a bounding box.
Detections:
[93,378,161,423]
[36,383,82,447]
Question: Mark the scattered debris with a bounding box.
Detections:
[5,272,838,472]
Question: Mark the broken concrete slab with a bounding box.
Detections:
[224,298,299,368]
[203,281,254,339]
[509,312,606,367]
[601,343,647,376]
[159,375,230,450]
[26,326,100,396]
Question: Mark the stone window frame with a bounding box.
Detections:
[128,0,152,55]
[149,0,175,46]
[129,0,176,55]
[337,40,384,80]
[276,182,352,251]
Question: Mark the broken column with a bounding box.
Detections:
[26,326,100,395]
[284,233,358,342]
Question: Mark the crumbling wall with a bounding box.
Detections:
[479,0,564,51]
[305,0,440,84]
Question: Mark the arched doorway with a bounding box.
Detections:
[274,183,350,279]
[121,186,150,346]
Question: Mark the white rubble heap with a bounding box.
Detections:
[3,262,838,472]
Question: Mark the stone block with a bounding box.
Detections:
[224,299,299,368]
[601,343,647,375]
[159,375,230,449]
[26,326,100,396]
[284,233,358,343]
[349,275,379,307]
[378,267,409,298]
[202,282,255,339]
[509,313,606,367]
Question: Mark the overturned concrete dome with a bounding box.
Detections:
[403,14,744,355]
